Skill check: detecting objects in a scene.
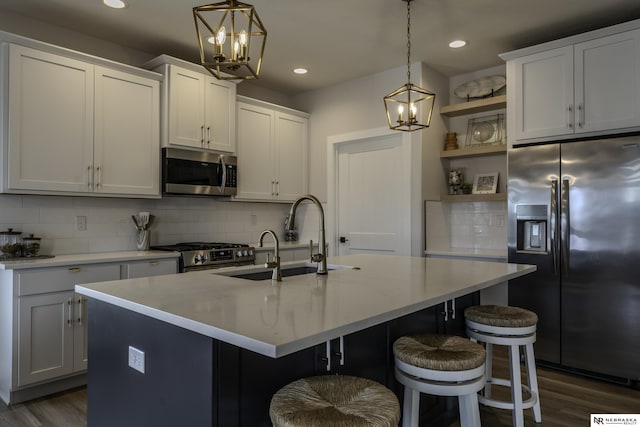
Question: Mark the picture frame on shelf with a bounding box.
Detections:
[472,172,499,194]
[465,113,505,147]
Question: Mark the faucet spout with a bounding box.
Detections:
[259,229,281,282]
[286,194,327,274]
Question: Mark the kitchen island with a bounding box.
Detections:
[75,254,535,427]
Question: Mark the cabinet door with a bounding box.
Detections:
[167,66,206,149]
[124,259,178,278]
[204,78,236,153]
[94,66,160,196]
[7,44,94,192]
[512,46,574,141]
[575,29,640,133]
[18,291,75,386]
[236,102,275,199]
[274,112,308,201]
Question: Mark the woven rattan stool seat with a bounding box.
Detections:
[269,375,400,427]
[393,334,486,372]
[465,305,538,328]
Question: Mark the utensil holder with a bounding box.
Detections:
[136,229,150,251]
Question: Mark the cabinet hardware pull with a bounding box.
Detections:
[201,125,205,146]
[77,297,84,325]
[325,340,332,372]
[150,261,159,266]
[442,300,449,321]
[577,103,584,128]
[275,180,279,196]
[567,105,573,129]
[87,164,92,188]
[271,181,275,196]
[207,126,211,145]
[338,336,345,366]
[67,298,73,327]
[68,267,81,273]
[96,164,101,189]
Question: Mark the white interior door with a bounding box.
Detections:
[335,133,411,256]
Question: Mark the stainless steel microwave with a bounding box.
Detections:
[162,148,237,196]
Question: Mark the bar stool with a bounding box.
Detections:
[393,334,486,427]
[269,375,400,426]
[465,305,542,427]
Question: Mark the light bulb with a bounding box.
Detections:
[398,105,404,122]
[410,103,417,120]
[216,27,226,46]
[239,30,247,46]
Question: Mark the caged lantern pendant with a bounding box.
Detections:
[193,0,267,80]
[383,0,436,132]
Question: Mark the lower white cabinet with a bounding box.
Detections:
[16,264,120,387]
[0,255,178,404]
[123,258,179,278]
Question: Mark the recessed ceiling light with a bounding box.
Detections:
[293,68,308,75]
[103,0,126,9]
[449,40,467,48]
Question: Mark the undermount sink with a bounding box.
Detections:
[214,262,351,281]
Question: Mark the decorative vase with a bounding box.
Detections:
[444,132,459,150]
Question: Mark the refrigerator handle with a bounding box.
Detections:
[561,178,570,275]
[550,179,558,275]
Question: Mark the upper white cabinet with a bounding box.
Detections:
[235,97,309,202]
[505,26,640,142]
[146,55,236,153]
[3,42,161,197]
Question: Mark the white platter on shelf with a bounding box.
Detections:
[454,75,506,99]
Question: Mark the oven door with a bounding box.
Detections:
[162,148,237,196]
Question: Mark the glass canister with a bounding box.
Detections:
[0,228,23,258]
[22,234,42,257]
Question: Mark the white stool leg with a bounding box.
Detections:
[459,393,481,427]
[484,342,493,399]
[402,387,420,427]
[509,345,524,427]
[524,342,542,423]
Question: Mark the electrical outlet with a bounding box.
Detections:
[77,216,87,231]
[128,346,145,374]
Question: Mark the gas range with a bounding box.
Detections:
[151,242,255,272]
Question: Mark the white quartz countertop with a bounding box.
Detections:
[425,248,508,261]
[0,250,180,270]
[75,254,535,358]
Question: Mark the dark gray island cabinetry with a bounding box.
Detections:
[77,254,535,427]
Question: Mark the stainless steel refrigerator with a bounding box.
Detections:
[508,134,640,382]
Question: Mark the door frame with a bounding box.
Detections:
[327,126,423,257]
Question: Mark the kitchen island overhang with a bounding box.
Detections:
[75,254,536,359]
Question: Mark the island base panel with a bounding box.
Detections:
[87,300,214,427]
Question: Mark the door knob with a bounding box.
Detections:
[339,236,349,243]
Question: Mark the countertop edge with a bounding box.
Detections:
[0,250,180,270]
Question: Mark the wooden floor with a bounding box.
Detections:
[1,350,638,426]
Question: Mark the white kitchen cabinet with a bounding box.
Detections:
[146,55,236,153]
[236,97,309,202]
[122,258,178,278]
[507,28,640,142]
[0,253,179,404]
[4,43,161,197]
[15,264,120,387]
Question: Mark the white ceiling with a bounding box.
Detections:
[1,0,639,95]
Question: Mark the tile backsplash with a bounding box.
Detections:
[0,194,317,255]
[425,200,507,251]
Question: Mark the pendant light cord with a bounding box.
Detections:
[406,0,412,85]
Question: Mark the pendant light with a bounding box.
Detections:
[383,0,436,132]
[193,0,267,80]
